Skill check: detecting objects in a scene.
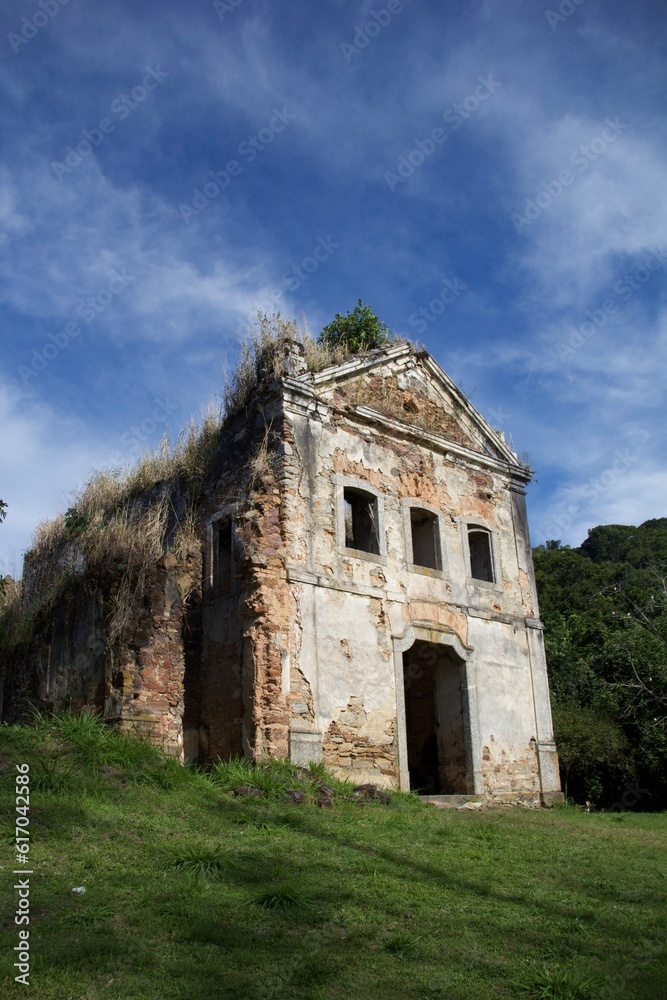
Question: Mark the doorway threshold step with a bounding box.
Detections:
[420,795,484,809]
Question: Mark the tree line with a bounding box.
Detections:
[534,519,667,809]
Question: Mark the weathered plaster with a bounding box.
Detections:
[12,342,562,806]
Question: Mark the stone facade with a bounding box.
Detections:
[7,340,562,805]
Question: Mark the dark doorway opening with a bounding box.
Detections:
[213,519,234,596]
[403,640,468,794]
[182,591,204,764]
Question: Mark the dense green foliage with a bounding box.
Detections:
[1,714,666,998]
[318,299,391,353]
[534,519,667,808]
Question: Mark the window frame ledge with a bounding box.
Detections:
[333,474,387,559]
[460,517,501,587]
[400,497,448,576]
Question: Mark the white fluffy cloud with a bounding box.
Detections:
[1,0,664,567]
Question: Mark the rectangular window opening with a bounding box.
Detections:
[468,528,494,582]
[343,488,380,554]
[213,520,233,596]
[410,509,441,570]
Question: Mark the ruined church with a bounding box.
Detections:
[10,337,562,805]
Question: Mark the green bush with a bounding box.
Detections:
[553,703,633,802]
[318,300,390,354]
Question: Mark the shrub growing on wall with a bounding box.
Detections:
[318,300,390,354]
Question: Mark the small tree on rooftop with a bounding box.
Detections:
[318,300,390,354]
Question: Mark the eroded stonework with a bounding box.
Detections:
[8,341,562,806]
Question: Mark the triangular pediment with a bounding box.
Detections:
[300,344,521,468]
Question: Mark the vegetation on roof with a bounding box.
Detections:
[317,299,391,354]
[0,401,225,676]
[0,309,405,679]
[223,309,403,417]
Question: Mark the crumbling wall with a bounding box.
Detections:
[36,586,106,714]
[7,342,560,804]
[281,347,557,800]
[323,696,397,784]
[3,547,195,760]
[333,371,480,451]
[241,492,292,759]
[469,617,543,798]
[2,582,108,724]
[481,735,542,804]
[107,553,189,755]
[190,394,296,765]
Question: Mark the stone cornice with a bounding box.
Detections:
[282,376,530,481]
[287,565,538,629]
[281,350,531,481]
[305,343,411,385]
[346,404,530,480]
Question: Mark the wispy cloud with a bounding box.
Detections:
[0,0,665,565]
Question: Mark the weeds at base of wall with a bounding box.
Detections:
[1,709,190,790]
[0,712,376,802]
[207,755,360,803]
[0,711,664,999]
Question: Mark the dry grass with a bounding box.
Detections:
[302,334,350,372]
[26,405,223,555]
[31,513,68,556]
[89,496,171,645]
[7,312,408,659]
[0,577,27,643]
[246,422,279,496]
[6,385,221,661]
[222,313,297,416]
[76,409,223,524]
[168,508,201,608]
[222,311,408,416]
[14,406,223,649]
[12,497,174,649]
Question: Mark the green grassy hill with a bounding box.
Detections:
[1,716,665,999]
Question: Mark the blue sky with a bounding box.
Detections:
[1,0,666,576]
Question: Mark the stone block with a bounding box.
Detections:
[289,728,323,767]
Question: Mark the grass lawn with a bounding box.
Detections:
[0,715,665,999]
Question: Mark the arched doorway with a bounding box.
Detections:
[403,640,467,793]
[393,624,482,795]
